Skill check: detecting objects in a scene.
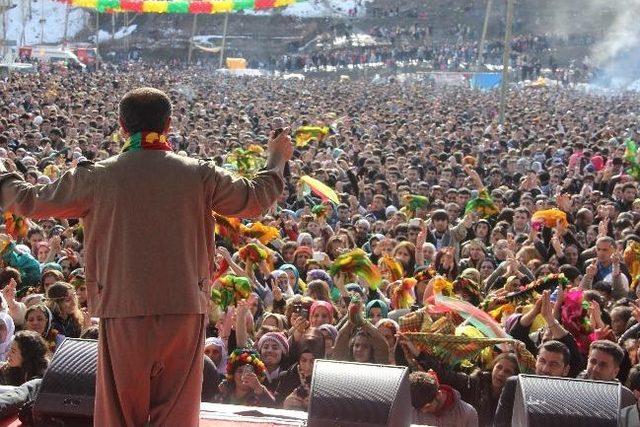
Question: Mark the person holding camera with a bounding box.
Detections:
[280,328,325,410]
[215,349,275,407]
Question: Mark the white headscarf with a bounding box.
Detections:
[205,337,228,375]
[0,312,15,362]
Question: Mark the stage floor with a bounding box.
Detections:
[0,403,308,427]
[2,402,424,426]
[199,402,308,426]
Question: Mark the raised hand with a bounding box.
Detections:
[292,315,309,342]
[598,218,609,238]
[81,308,92,328]
[1,278,16,305]
[241,369,264,394]
[585,262,597,279]
[268,127,294,163]
[271,279,283,302]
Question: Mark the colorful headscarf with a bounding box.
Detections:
[279,264,306,294]
[226,348,266,383]
[366,299,389,319]
[256,332,290,357]
[310,300,334,320]
[307,269,334,288]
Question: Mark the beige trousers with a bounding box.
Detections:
[94,314,205,427]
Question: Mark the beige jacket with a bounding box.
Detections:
[0,150,283,318]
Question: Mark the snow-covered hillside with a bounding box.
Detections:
[5,0,89,45]
[279,0,373,18]
[2,0,371,46]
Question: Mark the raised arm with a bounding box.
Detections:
[0,161,95,219]
[205,129,293,217]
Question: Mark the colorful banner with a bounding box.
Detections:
[59,0,307,14]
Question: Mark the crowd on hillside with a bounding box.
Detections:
[0,63,640,425]
[271,28,586,84]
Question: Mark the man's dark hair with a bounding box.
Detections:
[559,264,580,282]
[431,209,449,222]
[590,340,625,367]
[514,207,531,217]
[538,340,571,366]
[118,87,172,134]
[409,371,439,410]
[27,226,44,239]
[0,267,21,288]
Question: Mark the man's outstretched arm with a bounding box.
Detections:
[205,128,293,217]
[0,161,95,219]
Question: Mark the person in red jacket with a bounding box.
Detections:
[410,370,479,427]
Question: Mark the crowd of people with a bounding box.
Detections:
[0,61,640,425]
[272,27,583,84]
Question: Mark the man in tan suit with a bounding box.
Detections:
[0,87,293,426]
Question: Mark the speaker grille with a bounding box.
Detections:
[515,375,620,427]
[308,360,410,427]
[33,339,98,419]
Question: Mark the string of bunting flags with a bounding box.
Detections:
[57,0,308,14]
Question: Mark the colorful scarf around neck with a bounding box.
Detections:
[121,132,172,153]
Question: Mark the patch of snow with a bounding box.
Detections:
[244,0,373,18]
[92,24,137,42]
[3,0,367,48]
[114,24,136,39]
[5,0,89,45]
[332,34,378,47]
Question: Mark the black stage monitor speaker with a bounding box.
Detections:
[307,359,411,427]
[33,338,97,426]
[513,374,622,427]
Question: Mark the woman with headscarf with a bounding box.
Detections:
[261,313,289,332]
[278,328,325,409]
[279,264,305,294]
[215,349,275,406]
[366,299,389,325]
[264,270,294,311]
[292,247,313,278]
[309,300,335,328]
[24,303,62,353]
[204,337,228,376]
[307,269,339,301]
[0,312,15,362]
[333,298,389,364]
[202,337,227,403]
[376,318,399,364]
[256,331,290,395]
